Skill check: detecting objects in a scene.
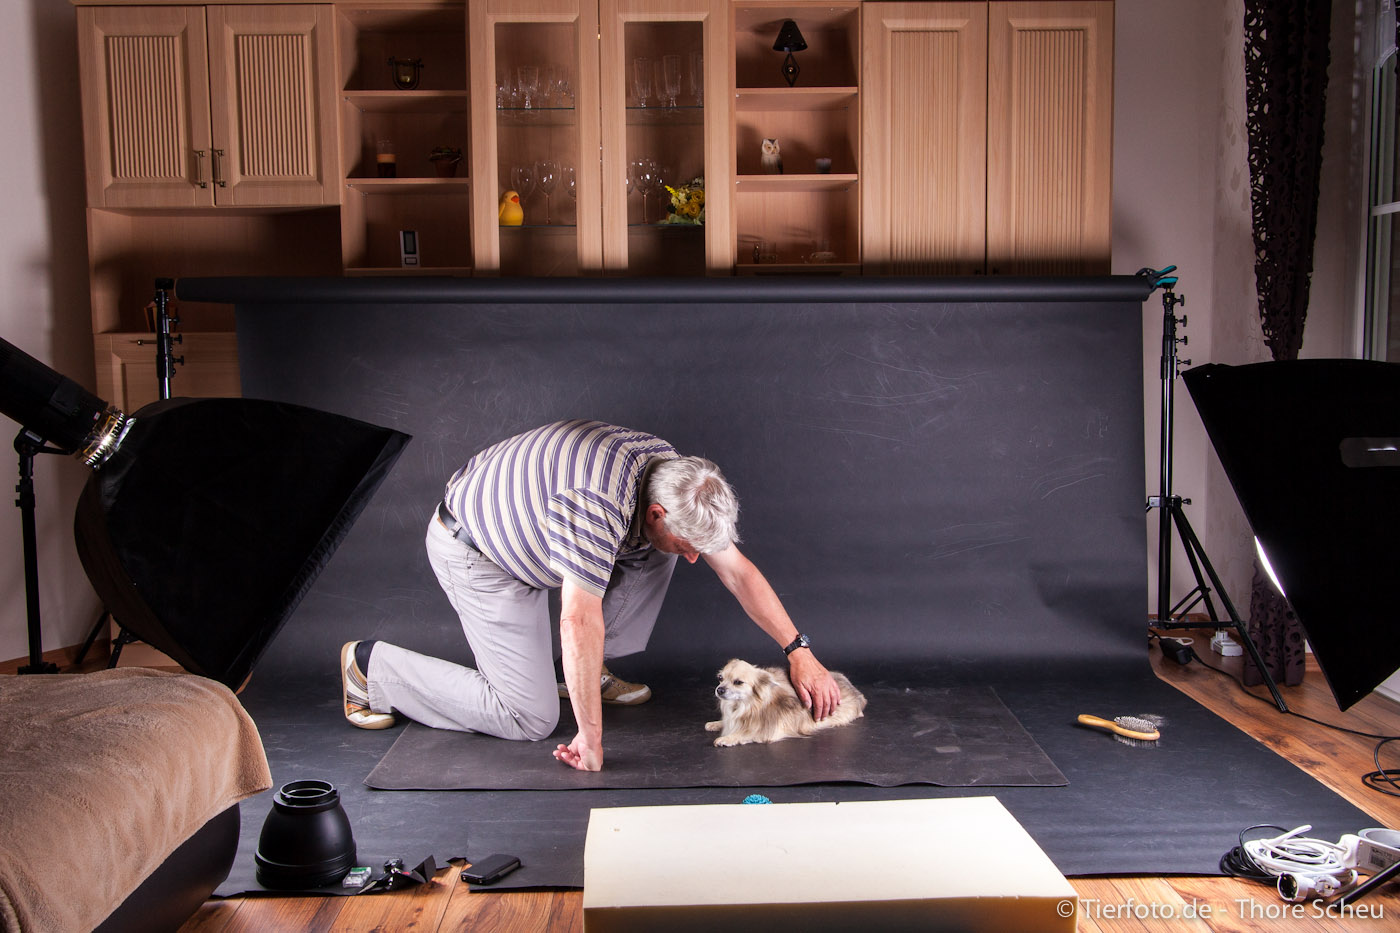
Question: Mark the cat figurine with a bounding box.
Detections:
[760,138,783,175]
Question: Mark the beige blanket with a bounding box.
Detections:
[0,668,272,933]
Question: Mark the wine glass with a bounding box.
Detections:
[688,51,703,106]
[517,64,540,110]
[632,57,652,108]
[546,64,573,108]
[647,162,669,221]
[662,54,682,109]
[511,163,537,219]
[632,158,657,222]
[563,165,577,222]
[625,165,637,223]
[536,159,559,225]
[496,69,515,109]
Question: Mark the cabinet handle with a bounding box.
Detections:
[212,149,227,187]
[194,149,208,188]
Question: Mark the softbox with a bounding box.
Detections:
[74,397,409,689]
[1183,359,1400,709]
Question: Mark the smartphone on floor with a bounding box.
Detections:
[460,854,521,885]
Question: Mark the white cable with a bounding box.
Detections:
[1243,825,1352,877]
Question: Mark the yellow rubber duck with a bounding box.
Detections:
[498,190,523,226]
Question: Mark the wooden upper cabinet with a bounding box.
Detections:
[78,6,213,208]
[600,0,731,274]
[206,5,339,207]
[987,1,1112,275]
[861,2,987,275]
[78,4,338,209]
[862,0,1112,275]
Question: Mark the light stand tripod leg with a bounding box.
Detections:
[1173,506,1289,712]
[1168,503,1221,623]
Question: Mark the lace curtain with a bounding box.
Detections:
[1241,0,1332,687]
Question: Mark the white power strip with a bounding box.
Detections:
[1211,632,1243,657]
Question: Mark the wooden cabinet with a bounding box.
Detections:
[732,3,861,273]
[986,1,1112,274]
[861,1,1112,275]
[466,0,730,276]
[469,0,602,276]
[336,4,471,274]
[93,331,241,412]
[599,0,732,274]
[73,0,1116,352]
[77,3,339,209]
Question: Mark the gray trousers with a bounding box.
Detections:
[366,515,677,740]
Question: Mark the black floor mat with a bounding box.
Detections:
[365,683,1066,791]
[216,661,1380,894]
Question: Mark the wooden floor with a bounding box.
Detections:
[14,632,1399,932]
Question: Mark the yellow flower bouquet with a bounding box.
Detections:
[660,176,705,225]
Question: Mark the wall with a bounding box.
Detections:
[0,1,1379,683]
[0,1,103,663]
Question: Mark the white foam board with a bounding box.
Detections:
[582,796,1077,932]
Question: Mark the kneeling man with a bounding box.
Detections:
[341,419,840,772]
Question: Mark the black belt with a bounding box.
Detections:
[436,501,475,548]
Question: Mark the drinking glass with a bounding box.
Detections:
[632,57,652,108]
[511,163,537,219]
[536,159,560,224]
[546,65,573,108]
[647,162,668,221]
[632,158,657,222]
[517,64,540,109]
[688,51,704,106]
[662,54,682,109]
[496,70,515,109]
[560,163,576,221]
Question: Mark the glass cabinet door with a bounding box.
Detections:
[600,1,731,273]
[470,1,600,275]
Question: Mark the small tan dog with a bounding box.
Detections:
[705,658,867,746]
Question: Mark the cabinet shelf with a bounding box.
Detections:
[735,173,857,193]
[343,90,469,113]
[735,262,860,275]
[345,266,473,277]
[625,105,705,126]
[345,177,470,193]
[496,106,580,128]
[735,87,857,111]
[500,224,579,234]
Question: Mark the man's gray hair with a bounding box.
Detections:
[647,456,740,553]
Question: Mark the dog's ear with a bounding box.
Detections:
[751,667,777,698]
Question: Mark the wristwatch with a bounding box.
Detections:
[782,633,810,656]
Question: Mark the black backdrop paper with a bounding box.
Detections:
[217,277,1150,676]
[184,276,1379,891]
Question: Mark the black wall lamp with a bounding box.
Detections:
[773,20,807,87]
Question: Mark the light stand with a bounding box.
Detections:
[1141,266,1288,712]
[153,277,183,400]
[74,279,183,668]
[13,429,68,673]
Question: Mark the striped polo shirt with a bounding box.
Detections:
[443,421,678,597]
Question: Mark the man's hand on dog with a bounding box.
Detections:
[789,652,842,721]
